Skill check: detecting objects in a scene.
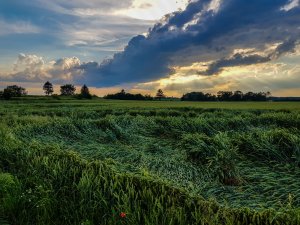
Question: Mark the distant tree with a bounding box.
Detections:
[60,84,76,96]
[1,85,27,99]
[182,92,203,101]
[1,88,13,100]
[103,90,151,101]
[120,89,126,95]
[181,90,270,102]
[132,94,145,100]
[43,81,54,96]
[181,92,217,101]
[0,85,28,100]
[155,89,165,100]
[217,91,233,101]
[0,90,11,100]
[80,84,92,99]
[205,93,217,101]
[144,94,154,100]
[255,92,269,101]
[243,92,255,101]
[232,91,243,101]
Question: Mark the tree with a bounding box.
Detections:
[120,89,126,95]
[144,94,154,100]
[80,84,92,99]
[232,91,243,101]
[217,91,233,101]
[0,85,27,100]
[181,92,217,101]
[60,84,76,96]
[243,92,255,101]
[4,85,27,97]
[43,81,54,96]
[155,89,165,100]
[2,89,13,100]
[104,90,148,101]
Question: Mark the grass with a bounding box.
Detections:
[0,98,300,224]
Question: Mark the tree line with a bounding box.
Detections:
[43,82,92,99]
[104,90,272,101]
[104,89,153,100]
[0,82,272,101]
[0,82,92,100]
[181,91,271,101]
[103,89,166,101]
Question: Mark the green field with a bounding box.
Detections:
[1,98,300,225]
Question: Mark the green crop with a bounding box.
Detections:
[0,98,300,224]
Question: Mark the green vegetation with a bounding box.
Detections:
[0,85,27,100]
[181,91,271,101]
[0,98,300,224]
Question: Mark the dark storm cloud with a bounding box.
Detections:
[79,0,300,87]
[201,39,298,75]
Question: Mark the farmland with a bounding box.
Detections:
[1,98,300,225]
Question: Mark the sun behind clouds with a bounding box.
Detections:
[115,0,189,20]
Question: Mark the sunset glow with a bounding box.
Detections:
[0,0,299,97]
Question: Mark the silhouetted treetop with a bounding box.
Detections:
[60,84,76,96]
[182,91,271,101]
[43,81,54,96]
[155,89,165,100]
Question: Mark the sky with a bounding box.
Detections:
[0,0,300,97]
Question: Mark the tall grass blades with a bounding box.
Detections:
[0,99,300,224]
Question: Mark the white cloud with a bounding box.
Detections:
[281,0,299,11]
[33,0,134,16]
[114,0,189,20]
[0,20,40,36]
[58,15,154,52]
[1,54,83,83]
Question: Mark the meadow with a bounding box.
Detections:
[0,98,300,225]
